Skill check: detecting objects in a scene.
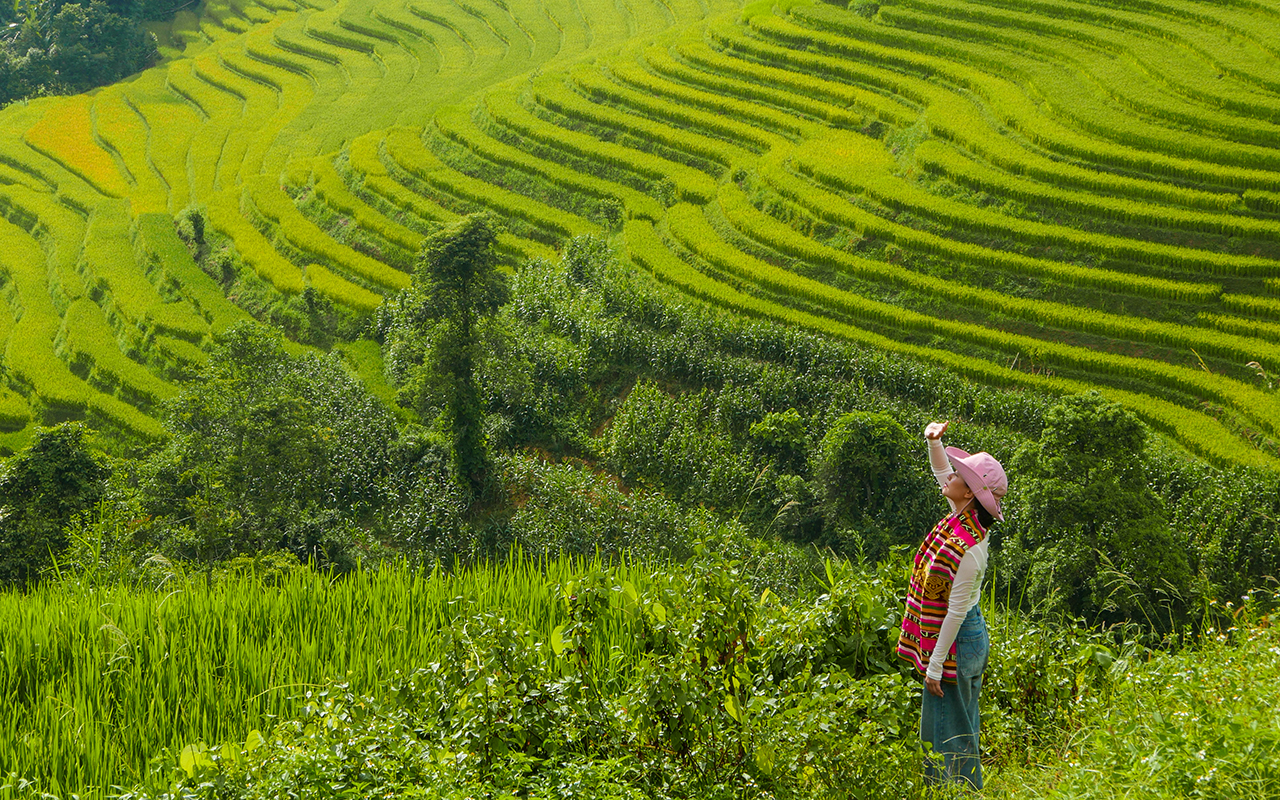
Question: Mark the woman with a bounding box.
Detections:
[897,420,1007,790]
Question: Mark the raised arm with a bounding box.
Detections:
[924,421,957,513]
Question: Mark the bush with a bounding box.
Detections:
[998,393,1192,632]
[811,411,935,561]
[0,423,110,586]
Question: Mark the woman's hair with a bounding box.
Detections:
[974,503,997,530]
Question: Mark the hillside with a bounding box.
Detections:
[1,0,1280,467]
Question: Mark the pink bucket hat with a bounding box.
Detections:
[945,447,1008,522]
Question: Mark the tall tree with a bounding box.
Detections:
[379,214,505,497]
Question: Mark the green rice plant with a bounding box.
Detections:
[217,41,317,181]
[305,262,385,312]
[780,6,1280,187]
[353,129,551,263]
[530,73,749,169]
[153,334,210,371]
[206,189,306,294]
[91,88,170,215]
[675,36,917,127]
[56,299,178,409]
[202,0,253,35]
[365,174,452,222]
[271,24,345,67]
[0,555,654,798]
[127,71,202,212]
[164,61,237,200]
[80,202,209,344]
[742,13,1257,204]
[1,218,103,416]
[337,10,405,47]
[625,217,1276,469]
[760,149,1220,303]
[405,0,505,71]
[370,3,433,40]
[880,1,1280,160]
[248,178,410,292]
[570,62,783,152]
[0,387,31,432]
[243,22,320,79]
[791,132,1275,280]
[1221,293,1280,318]
[481,89,719,203]
[309,159,425,253]
[133,213,251,335]
[666,201,1280,445]
[916,142,1280,243]
[431,100,664,221]
[611,45,813,141]
[190,53,251,104]
[348,131,391,178]
[892,0,1280,123]
[386,124,600,237]
[1246,189,1280,214]
[0,137,58,193]
[1197,312,1280,346]
[958,0,1280,96]
[304,5,376,54]
[189,55,263,188]
[220,42,288,93]
[644,37,863,130]
[718,183,1280,371]
[0,183,88,305]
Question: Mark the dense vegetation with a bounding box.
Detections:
[2,0,1280,795]
[0,0,161,106]
[3,237,1280,797]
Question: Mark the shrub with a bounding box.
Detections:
[811,411,935,561]
[0,423,111,586]
[999,393,1192,632]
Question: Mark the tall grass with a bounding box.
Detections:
[0,554,651,798]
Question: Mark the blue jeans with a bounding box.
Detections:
[920,605,988,790]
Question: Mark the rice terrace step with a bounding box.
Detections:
[0,0,1278,468]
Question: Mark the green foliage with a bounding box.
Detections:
[0,553,658,797]
[379,213,507,498]
[141,323,397,566]
[607,380,761,515]
[0,0,158,106]
[988,615,1280,798]
[812,411,935,561]
[0,423,109,586]
[498,456,698,563]
[101,548,937,800]
[1000,393,1192,631]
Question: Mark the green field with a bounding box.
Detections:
[0,0,1278,466]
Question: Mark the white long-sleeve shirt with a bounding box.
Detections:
[925,437,988,681]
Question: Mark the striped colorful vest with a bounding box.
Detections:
[897,509,987,683]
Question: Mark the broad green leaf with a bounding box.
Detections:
[245,729,264,752]
[724,694,741,723]
[178,744,200,777]
[550,625,566,656]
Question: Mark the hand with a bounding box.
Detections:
[926,676,944,697]
[924,421,949,440]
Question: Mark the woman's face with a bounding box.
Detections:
[942,471,974,508]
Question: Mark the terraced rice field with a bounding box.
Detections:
[0,0,1278,467]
